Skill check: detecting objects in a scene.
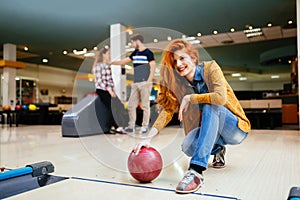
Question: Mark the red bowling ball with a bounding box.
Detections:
[15,105,22,111]
[127,146,163,183]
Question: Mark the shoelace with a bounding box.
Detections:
[214,153,224,163]
[180,171,195,184]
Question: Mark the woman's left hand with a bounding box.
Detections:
[178,95,191,121]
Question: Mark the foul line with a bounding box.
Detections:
[71,176,238,199]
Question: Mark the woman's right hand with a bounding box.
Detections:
[132,128,158,155]
[133,140,151,155]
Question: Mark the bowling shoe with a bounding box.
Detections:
[212,146,226,168]
[175,169,204,194]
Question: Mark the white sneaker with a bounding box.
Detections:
[139,127,148,134]
[123,127,135,134]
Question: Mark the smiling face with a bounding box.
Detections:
[173,49,196,82]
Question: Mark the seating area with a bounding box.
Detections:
[239,99,298,129]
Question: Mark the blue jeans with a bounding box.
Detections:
[181,104,248,169]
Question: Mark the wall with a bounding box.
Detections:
[16,63,77,103]
[0,62,290,106]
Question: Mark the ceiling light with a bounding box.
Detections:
[185,36,196,41]
[213,30,218,34]
[73,49,88,55]
[63,51,67,55]
[288,20,293,24]
[126,26,134,35]
[24,46,29,51]
[190,40,200,44]
[244,28,263,38]
[184,36,200,44]
[93,47,98,50]
[271,75,280,79]
[267,23,272,27]
[197,33,202,37]
[232,73,241,77]
[153,38,158,43]
[42,58,48,63]
[167,36,172,41]
[230,28,235,32]
[239,77,247,81]
[84,52,95,57]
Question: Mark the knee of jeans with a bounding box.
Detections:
[229,132,248,145]
[202,104,220,113]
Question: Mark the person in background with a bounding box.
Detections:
[110,34,156,134]
[134,39,250,194]
[92,47,123,134]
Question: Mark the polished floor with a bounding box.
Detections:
[1,124,300,200]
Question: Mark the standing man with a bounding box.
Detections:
[111,34,156,134]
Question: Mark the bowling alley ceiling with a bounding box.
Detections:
[0,0,297,82]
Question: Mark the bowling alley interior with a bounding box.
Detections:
[0,1,300,200]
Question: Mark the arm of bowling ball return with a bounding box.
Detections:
[133,128,158,155]
[26,161,54,177]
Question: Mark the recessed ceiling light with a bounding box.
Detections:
[230,28,235,32]
[267,23,272,27]
[197,33,202,37]
[213,30,218,34]
[42,58,48,63]
[153,38,158,43]
[24,46,29,51]
[63,51,67,55]
[239,77,247,81]
[288,20,293,24]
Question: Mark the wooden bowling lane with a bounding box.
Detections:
[1,125,300,199]
[7,177,238,200]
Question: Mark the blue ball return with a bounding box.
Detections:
[0,161,66,199]
[288,187,300,200]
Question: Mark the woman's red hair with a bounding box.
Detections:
[156,39,199,111]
